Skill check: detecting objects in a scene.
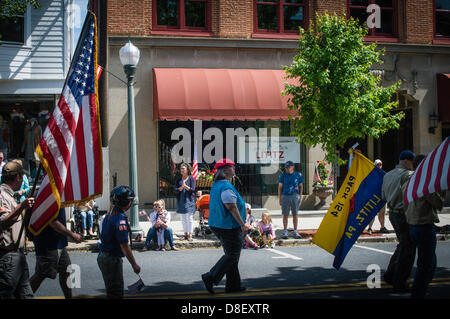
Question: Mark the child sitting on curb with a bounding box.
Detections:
[258,212,276,248]
[243,203,259,250]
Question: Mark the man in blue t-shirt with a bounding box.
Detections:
[278,161,304,239]
[30,208,82,298]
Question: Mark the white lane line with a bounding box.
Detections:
[354,244,394,255]
[268,249,303,260]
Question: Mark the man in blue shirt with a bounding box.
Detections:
[29,208,82,299]
[278,161,304,239]
[97,185,141,299]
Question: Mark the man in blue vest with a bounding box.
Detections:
[201,158,248,294]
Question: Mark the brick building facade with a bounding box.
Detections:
[100,0,450,212]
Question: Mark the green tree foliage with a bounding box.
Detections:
[0,0,41,16]
[283,13,403,165]
[0,0,41,41]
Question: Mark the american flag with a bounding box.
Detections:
[313,162,321,184]
[192,141,198,180]
[404,137,449,205]
[28,14,103,235]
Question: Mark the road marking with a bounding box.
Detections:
[267,248,303,260]
[34,277,450,299]
[354,244,394,255]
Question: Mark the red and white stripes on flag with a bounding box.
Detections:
[313,163,321,184]
[404,137,450,205]
[192,142,198,180]
[28,14,103,235]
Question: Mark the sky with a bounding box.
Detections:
[72,0,89,53]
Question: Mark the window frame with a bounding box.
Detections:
[252,0,309,39]
[434,0,450,44]
[0,13,25,45]
[151,0,212,36]
[347,0,399,42]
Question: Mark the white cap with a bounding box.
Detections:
[374,159,382,165]
[245,203,251,210]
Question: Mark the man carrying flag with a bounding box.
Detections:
[404,137,449,299]
[312,150,386,269]
[382,150,416,293]
[0,161,35,299]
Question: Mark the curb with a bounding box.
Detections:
[24,233,450,254]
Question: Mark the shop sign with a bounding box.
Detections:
[239,136,300,164]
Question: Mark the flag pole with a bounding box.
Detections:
[14,163,43,252]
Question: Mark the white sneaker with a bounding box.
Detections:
[293,231,302,239]
[270,243,275,248]
[282,230,288,239]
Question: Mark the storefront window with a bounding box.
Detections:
[158,120,306,208]
[0,97,53,177]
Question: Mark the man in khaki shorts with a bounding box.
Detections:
[0,161,35,299]
[30,208,82,298]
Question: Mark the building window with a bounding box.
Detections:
[254,0,308,34]
[153,0,211,32]
[158,120,306,209]
[0,15,25,44]
[435,0,450,37]
[348,0,397,37]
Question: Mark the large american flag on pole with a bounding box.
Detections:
[28,13,103,235]
[404,137,449,205]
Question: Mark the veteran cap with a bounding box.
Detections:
[399,150,415,161]
[2,161,28,177]
[214,158,235,170]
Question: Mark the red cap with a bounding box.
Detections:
[214,158,235,170]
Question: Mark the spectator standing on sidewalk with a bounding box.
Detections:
[404,155,445,299]
[175,163,196,241]
[278,160,304,239]
[382,150,416,293]
[367,159,389,234]
[30,208,82,298]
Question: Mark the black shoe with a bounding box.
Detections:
[392,283,410,293]
[201,273,215,294]
[379,227,390,234]
[225,286,246,293]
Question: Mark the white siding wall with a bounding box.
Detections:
[0,0,66,81]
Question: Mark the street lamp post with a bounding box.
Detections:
[119,40,142,238]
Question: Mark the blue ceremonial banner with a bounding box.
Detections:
[312,150,386,269]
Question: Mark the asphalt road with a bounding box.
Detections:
[29,241,450,300]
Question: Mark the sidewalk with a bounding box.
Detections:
[25,208,450,253]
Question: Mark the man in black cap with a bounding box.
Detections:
[381,150,416,293]
[0,161,35,299]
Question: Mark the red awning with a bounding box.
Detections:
[437,73,450,123]
[153,68,298,120]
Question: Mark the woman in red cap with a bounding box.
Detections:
[201,158,248,294]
